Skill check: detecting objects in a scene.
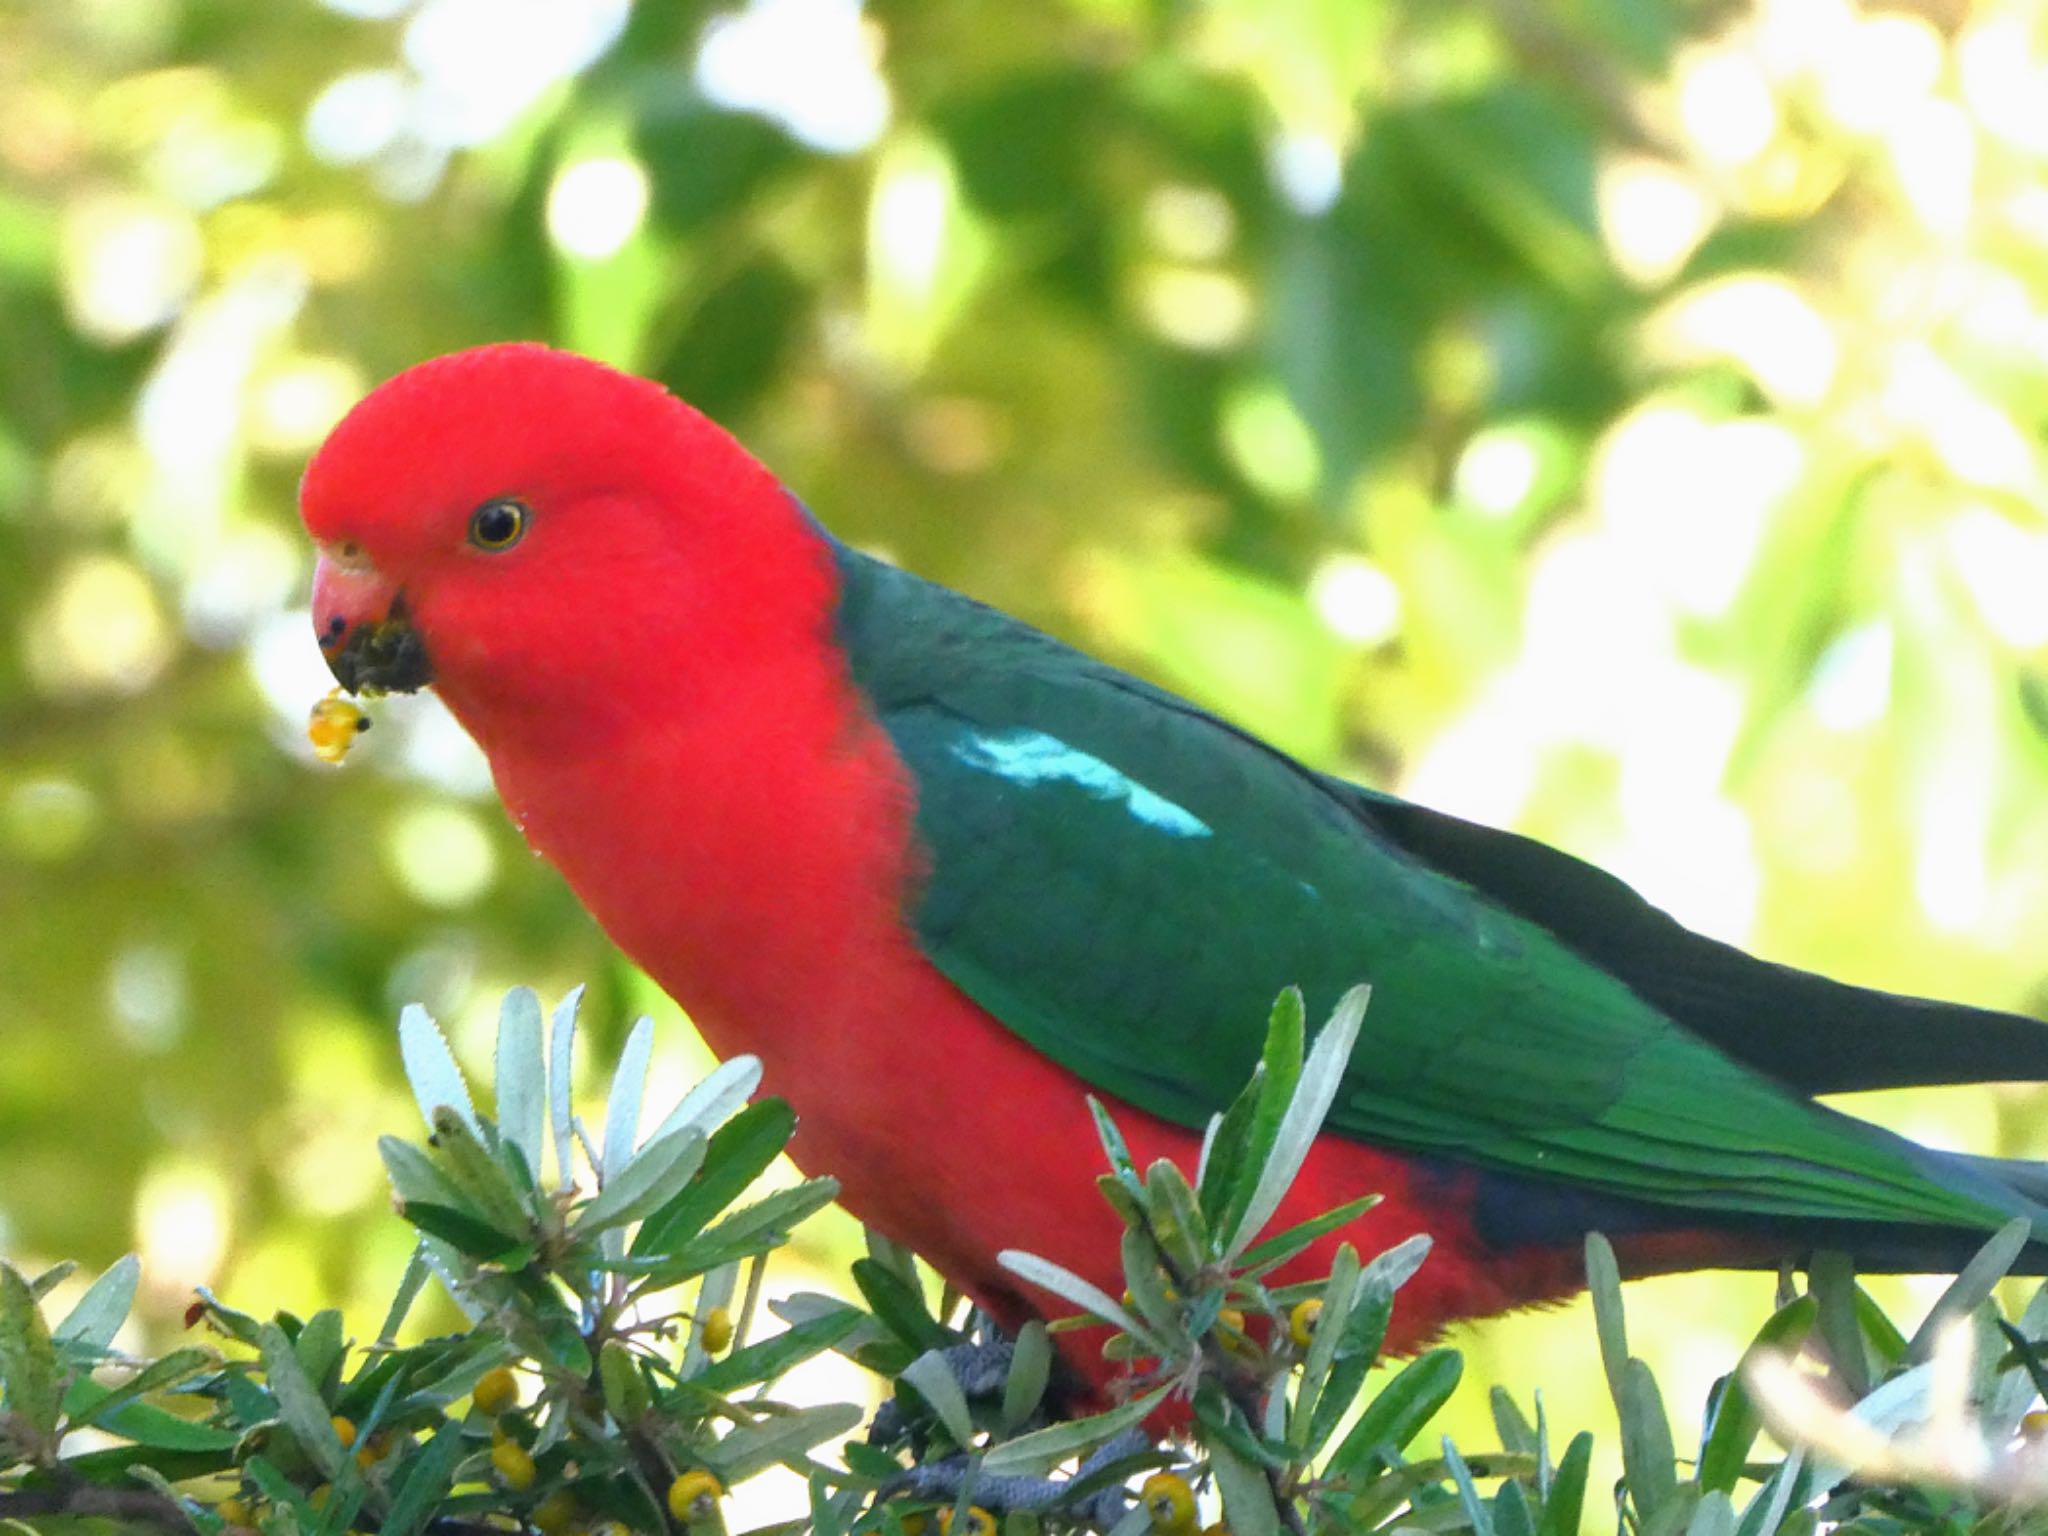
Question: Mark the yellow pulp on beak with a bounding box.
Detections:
[308,687,373,764]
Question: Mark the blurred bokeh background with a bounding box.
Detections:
[5,0,2048,1514]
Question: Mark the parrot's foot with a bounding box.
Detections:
[887,1428,1155,1531]
[866,1319,1033,1447]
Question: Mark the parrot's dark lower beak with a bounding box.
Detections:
[319,594,434,695]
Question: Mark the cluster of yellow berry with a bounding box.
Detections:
[213,1415,397,1532]
[473,1362,727,1534]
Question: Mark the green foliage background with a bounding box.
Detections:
[5,0,2048,1506]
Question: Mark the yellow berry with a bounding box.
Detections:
[699,1305,734,1355]
[307,689,372,764]
[216,1497,252,1526]
[897,1513,930,1536]
[1142,1471,1198,1534]
[1201,1525,1233,1536]
[667,1469,724,1522]
[2026,1411,2048,1438]
[1288,1298,1322,1349]
[474,1364,520,1417]
[308,1484,332,1513]
[936,1509,996,1536]
[328,1415,357,1450]
[529,1492,578,1536]
[588,1523,630,1536]
[1214,1307,1250,1354]
[491,1440,537,1491]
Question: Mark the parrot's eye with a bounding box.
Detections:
[468,498,530,552]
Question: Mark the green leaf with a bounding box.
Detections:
[1535,1431,1593,1536]
[378,1245,433,1343]
[399,1003,477,1137]
[900,1349,976,1449]
[1088,1096,1143,1197]
[495,986,547,1183]
[1209,1436,1282,1536]
[599,1338,651,1426]
[294,1309,346,1395]
[1698,1295,1815,1494]
[54,1255,139,1352]
[1305,1278,1394,1456]
[64,1347,217,1435]
[687,1308,863,1393]
[645,1053,764,1145]
[1491,1388,1537,1456]
[428,1107,534,1238]
[1000,1321,1050,1433]
[549,985,582,1191]
[981,1385,1172,1477]
[1226,984,1369,1255]
[707,1402,865,1483]
[398,1200,527,1260]
[1617,1356,1677,1525]
[1236,1195,1381,1276]
[259,1321,344,1480]
[851,1258,954,1354]
[1326,1346,1462,1480]
[633,1098,796,1258]
[1441,1437,1497,1536]
[0,1260,62,1445]
[1584,1232,1628,1404]
[600,1015,653,1179]
[1288,1242,1360,1450]
[1907,1216,2031,1361]
[658,1177,839,1279]
[1495,1478,1536,1536]
[997,1250,1158,1351]
[1142,1159,1210,1274]
[1215,988,1306,1250]
[1687,1491,1736,1536]
[380,1420,466,1536]
[571,1126,706,1238]
[1119,1228,1188,1353]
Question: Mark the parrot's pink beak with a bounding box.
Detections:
[313,546,432,695]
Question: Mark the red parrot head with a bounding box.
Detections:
[298,343,821,739]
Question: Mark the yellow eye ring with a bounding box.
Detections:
[469,497,529,551]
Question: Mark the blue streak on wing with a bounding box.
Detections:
[950,728,1214,840]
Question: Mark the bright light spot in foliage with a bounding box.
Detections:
[1308,555,1402,645]
[1815,12,1943,133]
[1143,184,1236,261]
[1268,131,1342,216]
[1947,507,2048,650]
[1454,427,1542,517]
[108,943,189,1052]
[1594,406,1802,617]
[1808,621,1893,732]
[697,0,891,153]
[403,0,630,148]
[248,354,366,453]
[1648,275,1838,409]
[547,156,651,260]
[387,802,499,907]
[26,555,172,699]
[1220,382,1321,501]
[136,1162,231,1300]
[1882,343,2039,492]
[305,68,410,165]
[1675,45,1778,167]
[1885,99,1975,238]
[1598,154,1715,286]
[3,780,99,863]
[59,194,203,343]
[1958,10,2048,156]
[1138,267,1253,351]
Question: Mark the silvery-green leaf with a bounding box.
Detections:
[600,1016,653,1181]
[1736,1446,1804,1536]
[570,1127,705,1238]
[378,1136,468,1209]
[379,1246,433,1343]
[259,1321,343,1480]
[399,1004,476,1137]
[1289,1242,1360,1449]
[902,1349,976,1448]
[1361,1233,1433,1294]
[1209,1437,1282,1536]
[710,1402,865,1483]
[1686,1491,1735,1536]
[646,1054,762,1145]
[1907,1217,2030,1361]
[0,1261,61,1442]
[1001,1321,1050,1433]
[1226,985,1369,1256]
[494,988,546,1182]
[997,1250,1156,1349]
[549,985,581,1192]
[979,1383,1171,1476]
[54,1254,139,1351]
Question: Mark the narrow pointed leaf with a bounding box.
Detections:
[633,1097,796,1258]
[901,1349,976,1448]
[1585,1232,1628,1403]
[1907,1217,2031,1361]
[1535,1431,1593,1536]
[571,1127,706,1238]
[998,1250,1157,1349]
[54,1254,140,1352]
[1209,1437,1282,1536]
[980,1383,1171,1476]
[646,1053,763,1144]
[494,987,546,1181]
[399,1004,476,1136]
[1226,984,1369,1256]
[0,1262,62,1442]
[549,985,581,1191]
[259,1321,344,1480]
[1001,1320,1051,1433]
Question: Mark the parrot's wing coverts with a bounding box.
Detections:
[831,541,2048,1241]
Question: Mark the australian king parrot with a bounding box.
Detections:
[300,342,2048,1398]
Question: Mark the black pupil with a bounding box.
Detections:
[476,502,521,546]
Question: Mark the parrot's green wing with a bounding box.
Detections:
[832,546,2047,1236]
